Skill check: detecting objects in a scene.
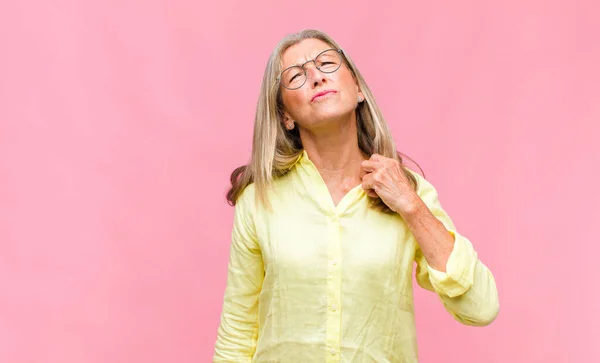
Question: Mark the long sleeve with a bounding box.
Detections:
[213,186,264,362]
[413,174,499,326]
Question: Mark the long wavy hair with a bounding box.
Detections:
[226,29,423,213]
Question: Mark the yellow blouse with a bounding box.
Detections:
[213,150,499,363]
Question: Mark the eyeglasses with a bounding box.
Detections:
[277,48,344,90]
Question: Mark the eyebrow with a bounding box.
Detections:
[286,49,331,68]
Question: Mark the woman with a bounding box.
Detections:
[213,29,499,363]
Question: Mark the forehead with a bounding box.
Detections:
[281,38,333,68]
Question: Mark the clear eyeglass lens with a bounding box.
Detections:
[282,67,305,89]
[315,50,341,73]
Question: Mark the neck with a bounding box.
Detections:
[299,115,367,184]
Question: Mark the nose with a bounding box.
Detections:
[304,61,326,88]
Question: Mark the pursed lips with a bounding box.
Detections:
[311,90,337,102]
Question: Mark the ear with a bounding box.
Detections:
[356,89,365,103]
[282,112,295,130]
[356,83,364,101]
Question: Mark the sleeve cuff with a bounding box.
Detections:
[426,231,478,298]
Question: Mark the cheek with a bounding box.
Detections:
[282,90,309,114]
[342,76,358,93]
[338,67,358,88]
[280,92,294,111]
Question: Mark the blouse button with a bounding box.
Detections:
[330,348,337,355]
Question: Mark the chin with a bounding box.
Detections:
[312,103,354,121]
[309,113,354,130]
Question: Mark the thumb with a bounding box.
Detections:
[359,167,368,179]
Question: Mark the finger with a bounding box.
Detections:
[361,174,373,190]
[363,188,379,198]
[359,165,375,180]
[370,154,382,162]
[359,167,368,179]
[361,160,378,172]
[362,174,378,197]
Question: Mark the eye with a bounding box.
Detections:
[284,67,303,84]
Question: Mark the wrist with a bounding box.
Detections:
[394,193,423,216]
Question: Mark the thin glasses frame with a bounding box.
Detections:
[276,48,344,90]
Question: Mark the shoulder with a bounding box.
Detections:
[404,168,441,205]
[235,182,257,211]
[235,169,297,214]
[405,168,436,192]
[231,183,259,238]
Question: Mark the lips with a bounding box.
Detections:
[311,90,337,102]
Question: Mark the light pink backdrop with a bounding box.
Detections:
[1,1,599,362]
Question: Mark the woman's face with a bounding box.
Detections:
[279,38,363,132]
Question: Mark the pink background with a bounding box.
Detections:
[1,1,599,362]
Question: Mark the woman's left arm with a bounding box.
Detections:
[361,155,499,326]
[408,187,499,327]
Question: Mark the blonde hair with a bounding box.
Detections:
[226,29,423,213]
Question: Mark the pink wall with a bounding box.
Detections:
[1,1,599,362]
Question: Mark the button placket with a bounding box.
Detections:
[326,212,342,363]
